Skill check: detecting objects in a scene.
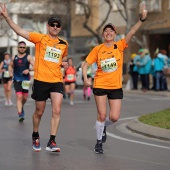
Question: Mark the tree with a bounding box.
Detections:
[72,0,148,48]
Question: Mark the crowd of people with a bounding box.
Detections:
[128,48,170,92]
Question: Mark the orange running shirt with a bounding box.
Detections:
[86,38,128,89]
[29,32,68,83]
[64,66,76,82]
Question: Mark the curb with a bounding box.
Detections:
[126,118,170,141]
[124,89,170,97]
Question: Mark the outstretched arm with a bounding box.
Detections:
[125,4,147,44]
[0,3,30,40]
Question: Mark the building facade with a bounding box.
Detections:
[0,0,170,77]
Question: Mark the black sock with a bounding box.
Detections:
[32,132,39,138]
[97,139,102,144]
[49,135,56,142]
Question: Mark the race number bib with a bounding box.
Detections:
[87,67,92,75]
[3,71,10,78]
[67,74,74,81]
[44,46,61,63]
[101,58,118,73]
[22,80,31,90]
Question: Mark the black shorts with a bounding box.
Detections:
[31,79,64,101]
[82,75,92,82]
[65,81,76,85]
[2,77,12,84]
[93,88,123,99]
[13,81,29,94]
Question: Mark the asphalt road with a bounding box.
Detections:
[0,86,170,170]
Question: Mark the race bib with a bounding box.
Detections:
[101,58,118,73]
[22,80,31,90]
[44,46,61,63]
[67,74,74,81]
[3,71,10,78]
[87,67,92,75]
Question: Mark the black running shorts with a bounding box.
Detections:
[2,77,12,84]
[31,79,64,101]
[13,81,29,93]
[93,88,123,99]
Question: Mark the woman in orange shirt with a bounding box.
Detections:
[64,58,76,105]
[82,5,147,154]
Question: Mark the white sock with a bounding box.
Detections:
[104,117,114,127]
[95,120,104,141]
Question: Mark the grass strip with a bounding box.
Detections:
[138,108,170,129]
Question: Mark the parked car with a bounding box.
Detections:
[76,61,97,86]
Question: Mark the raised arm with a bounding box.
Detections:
[0,3,30,40]
[125,3,147,44]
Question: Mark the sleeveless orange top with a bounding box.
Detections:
[64,66,76,82]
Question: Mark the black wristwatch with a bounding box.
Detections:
[140,17,146,22]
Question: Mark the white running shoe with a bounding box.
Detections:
[70,101,74,105]
[4,100,8,106]
[8,100,13,106]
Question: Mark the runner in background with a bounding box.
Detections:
[0,52,13,106]
[81,60,92,101]
[9,41,34,123]
[64,58,76,105]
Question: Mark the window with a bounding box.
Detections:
[145,0,161,12]
[75,0,88,15]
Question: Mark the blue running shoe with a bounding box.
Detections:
[32,137,41,152]
[18,107,25,123]
[94,142,104,154]
[45,140,60,152]
[21,107,25,118]
[19,116,24,123]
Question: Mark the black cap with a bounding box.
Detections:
[48,16,62,26]
[103,23,116,33]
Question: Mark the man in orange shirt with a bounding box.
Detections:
[82,5,147,154]
[0,4,68,152]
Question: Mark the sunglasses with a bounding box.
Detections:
[18,46,26,49]
[49,23,61,28]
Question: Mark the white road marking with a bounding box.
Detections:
[107,117,170,149]
[107,132,170,149]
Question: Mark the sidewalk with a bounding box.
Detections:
[124,88,170,141]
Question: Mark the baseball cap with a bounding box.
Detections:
[103,23,116,33]
[48,16,62,26]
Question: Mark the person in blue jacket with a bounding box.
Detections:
[137,49,152,92]
[153,50,167,91]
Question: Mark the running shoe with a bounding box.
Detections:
[19,117,24,123]
[87,97,90,101]
[8,100,13,106]
[4,100,8,106]
[45,140,60,152]
[94,142,103,154]
[32,137,41,152]
[102,126,107,143]
[70,101,74,105]
[21,107,25,118]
